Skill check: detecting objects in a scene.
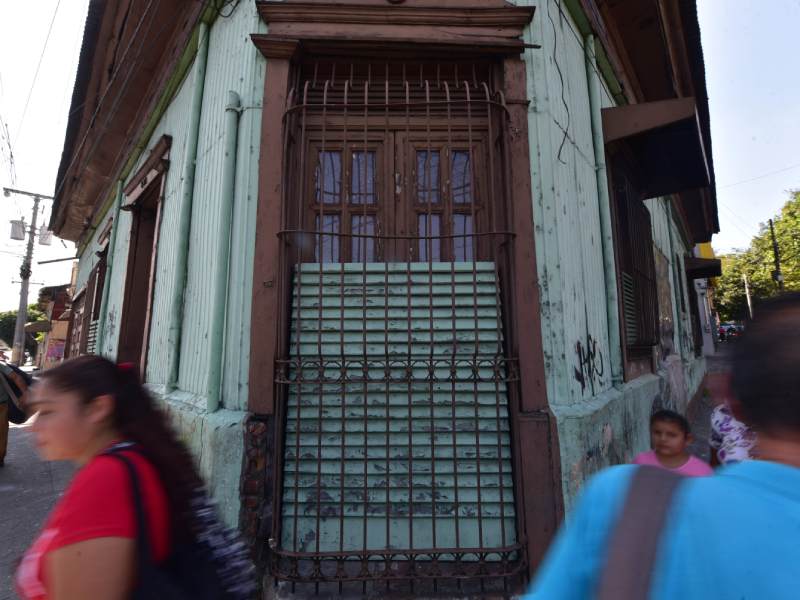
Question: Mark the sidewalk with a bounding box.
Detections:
[687,343,736,462]
[0,422,73,600]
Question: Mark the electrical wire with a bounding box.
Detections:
[718,162,800,189]
[546,0,571,166]
[14,0,63,147]
[194,0,240,18]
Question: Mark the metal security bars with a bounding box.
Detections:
[271,60,525,596]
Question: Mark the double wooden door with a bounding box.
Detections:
[301,129,491,265]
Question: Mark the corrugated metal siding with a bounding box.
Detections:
[178,1,265,404]
[221,14,266,411]
[127,70,194,383]
[98,208,132,358]
[281,262,516,553]
[518,0,612,405]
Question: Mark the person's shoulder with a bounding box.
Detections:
[577,464,639,511]
[685,455,714,476]
[632,450,656,465]
[69,454,131,496]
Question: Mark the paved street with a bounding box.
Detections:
[0,422,73,600]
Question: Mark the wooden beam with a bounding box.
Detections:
[248,55,297,415]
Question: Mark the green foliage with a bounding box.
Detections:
[0,303,48,357]
[715,191,800,321]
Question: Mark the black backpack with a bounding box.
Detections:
[1,363,31,425]
[104,447,256,599]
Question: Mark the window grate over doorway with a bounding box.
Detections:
[271,59,525,596]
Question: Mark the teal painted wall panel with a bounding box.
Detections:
[222,15,266,411]
[281,263,517,554]
[133,70,195,382]
[517,0,613,406]
[179,1,265,406]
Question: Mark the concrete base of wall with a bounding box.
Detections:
[551,375,658,512]
[552,355,708,512]
[148,386,247,528]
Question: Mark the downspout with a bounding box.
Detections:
[96,180,123,357]
[167,22,209,392]
[585,35,624,387]
[206,91,241,412]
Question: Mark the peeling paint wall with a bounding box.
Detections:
[517,0,709,506]
[517,0,614,410]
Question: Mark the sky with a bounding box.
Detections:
[0,1,797,313]
[0,0,90,312]
[698,0,800,253]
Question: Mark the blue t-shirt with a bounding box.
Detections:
[528,461,800,599]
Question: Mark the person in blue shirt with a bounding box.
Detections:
[529,292,800,599]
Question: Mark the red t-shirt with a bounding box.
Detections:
[16,449,171,600]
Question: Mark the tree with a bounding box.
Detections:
[715,191,800,321]
[0,304,48,357]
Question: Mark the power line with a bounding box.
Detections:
[717,203,756,241]
[14,0,63,147]
[718,162,800,189]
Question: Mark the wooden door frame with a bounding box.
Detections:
[116,136,170,375]
[248,0,562,578]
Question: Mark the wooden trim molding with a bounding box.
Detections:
[254,0,536,58]
[258,2,536,29]
[122,135,172,208]
[250,36,301,60]
[251,33,529,59]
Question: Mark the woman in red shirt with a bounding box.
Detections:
[16,356,205,599]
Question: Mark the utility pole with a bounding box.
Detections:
[742,273,754,320]
[3,186,53,365]
[769,218,785,292]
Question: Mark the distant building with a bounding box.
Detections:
[32,284,72,370]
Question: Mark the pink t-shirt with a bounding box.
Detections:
[633,450,714,477]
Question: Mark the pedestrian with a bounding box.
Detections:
[15,356,255,599]
[528,292,800,599]
[0,368,8,467]
[0,361,31,466]
[632,409,713,476]
[709,400,756,465]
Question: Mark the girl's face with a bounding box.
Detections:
[30,381,101,462]
[650,420,689,457]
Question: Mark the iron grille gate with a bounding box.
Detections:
[272,60,525,596]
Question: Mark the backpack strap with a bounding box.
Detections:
[104,451,155,568]
[595,466,684,600]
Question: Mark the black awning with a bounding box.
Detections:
[685,256,722,279]
[602,97,710,199]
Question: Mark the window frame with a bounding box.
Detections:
[609,152,659,380]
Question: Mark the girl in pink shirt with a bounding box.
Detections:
[633,409,713,477]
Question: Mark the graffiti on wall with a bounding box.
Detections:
[574,334,605,394]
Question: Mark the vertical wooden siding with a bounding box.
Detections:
[517,0,613,406]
